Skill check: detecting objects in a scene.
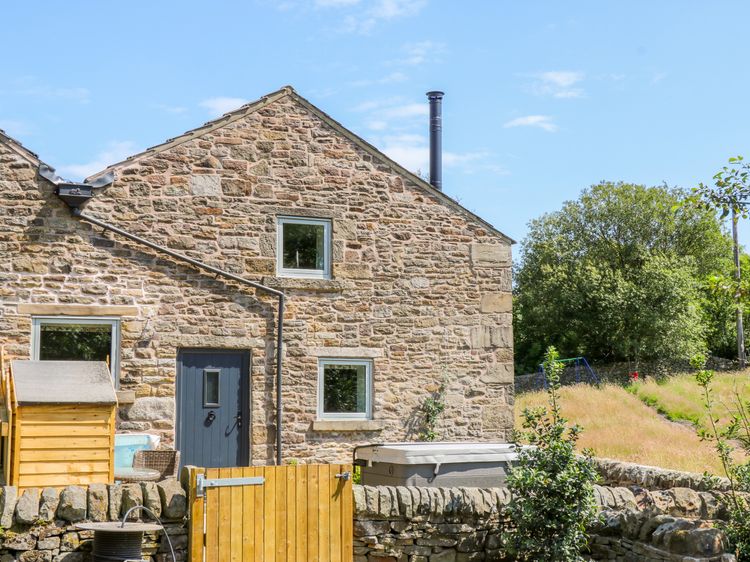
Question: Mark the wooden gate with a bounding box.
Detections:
[186,464,353,562]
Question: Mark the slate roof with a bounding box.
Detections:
[11,360,117,405]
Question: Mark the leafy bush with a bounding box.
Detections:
[503,346,600,561]
[692,354,750,560]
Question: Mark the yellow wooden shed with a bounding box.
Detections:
[7,360,117,489]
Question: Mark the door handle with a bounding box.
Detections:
[235,411,242,428]
[206,411,216,423]
[335,471,351,481]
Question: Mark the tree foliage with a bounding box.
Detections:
[514,182,735,372]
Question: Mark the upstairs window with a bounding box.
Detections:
[277,217,331,279]
[31,317,120,380]
[318,359,372,420]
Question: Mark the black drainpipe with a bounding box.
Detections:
[43,166,286,465]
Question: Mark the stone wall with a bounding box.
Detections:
[352,484,737,561]
[592,457,732,492]
[0,479,187,562]
[0,87,514,465]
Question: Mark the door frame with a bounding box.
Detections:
[175,348,252,467]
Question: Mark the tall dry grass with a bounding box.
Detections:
[630,370,750,429]
[515,383,730,474]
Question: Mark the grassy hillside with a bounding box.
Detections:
[514,381,740,475]
[628,370,750,429]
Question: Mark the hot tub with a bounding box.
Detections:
[354,442,519,487]
[114,433,160,469]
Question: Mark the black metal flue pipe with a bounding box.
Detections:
[426,90,444,191]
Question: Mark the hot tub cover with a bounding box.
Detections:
[11,360,117,405]
[354,442,518,465]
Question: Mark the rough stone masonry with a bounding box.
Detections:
[0,86,514,464]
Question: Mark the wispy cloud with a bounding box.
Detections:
[394,40,446,66]
[199,97,248,117]
[503,115,558,132]
[381,103,428,119]
[366,120,388,131]
[339,0,427,33]
[528,71,585,99]
[352,98,428,120]
[58,140,139,180]
[349,72,408,87]
[379,133,501,177]
[315,0,359,6]
[155,103,188,114]
[0,119,32,137]
[0,77,91,103]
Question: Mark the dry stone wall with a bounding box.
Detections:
[353,484,738,561]
[0,479,187,562]
[592,457,733,492]
[0,88,514,465]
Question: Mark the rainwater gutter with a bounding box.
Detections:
[41,164,286,465]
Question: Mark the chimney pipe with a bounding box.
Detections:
[426,91,444,191]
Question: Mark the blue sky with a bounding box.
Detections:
[2,1,750,247]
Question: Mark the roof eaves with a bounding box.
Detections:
[0,129,43,167]
[85,86,294,182]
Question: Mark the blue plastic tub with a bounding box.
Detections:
[114,434,160,469]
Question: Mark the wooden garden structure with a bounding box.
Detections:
[0,350,116,489]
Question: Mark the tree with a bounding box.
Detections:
[692,156,750,368]
[514,182,734,372]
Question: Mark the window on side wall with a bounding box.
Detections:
[318,359,372,420]
[277,216,331,279]
[31,317,121,381]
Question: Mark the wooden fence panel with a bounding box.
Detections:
[187,463,352,562]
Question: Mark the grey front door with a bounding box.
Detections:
[176,349,250,468]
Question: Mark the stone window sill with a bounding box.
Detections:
[261,276,354,293]
[311,420,385,432]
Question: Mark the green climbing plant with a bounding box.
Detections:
[418,382,446,441]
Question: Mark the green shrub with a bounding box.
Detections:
[692,354,750,560]
[503,346,600,561]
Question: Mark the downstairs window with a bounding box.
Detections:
[318,358,372,420]
[31,316,120,380]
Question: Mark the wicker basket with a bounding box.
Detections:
[132,450,181,480]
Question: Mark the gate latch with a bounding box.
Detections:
[335,471,351,481]
[196,474,265,497]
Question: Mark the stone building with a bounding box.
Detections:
[0,86,514,466]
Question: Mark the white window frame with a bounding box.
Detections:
[317,358,373,420]
[276,216,332,279]
[31,316,121,383]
